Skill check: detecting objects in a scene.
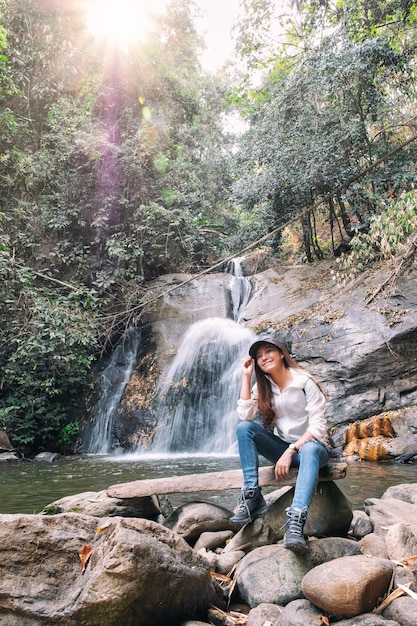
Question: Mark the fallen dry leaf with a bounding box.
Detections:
[373,584,409,614]
[79,545,93,574]
[398,583,417,600]
[319,615,330,625]
[398,555,417,569]
[95,524,112,536]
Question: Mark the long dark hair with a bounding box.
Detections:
[253,339,322,430]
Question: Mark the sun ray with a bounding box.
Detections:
[85,0,150,52]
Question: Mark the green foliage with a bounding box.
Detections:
[336,190,417,277]
[231,16,414,257]
[0,250,99,449]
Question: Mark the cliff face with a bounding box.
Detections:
[118,255,417,455]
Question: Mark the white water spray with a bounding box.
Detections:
[85,327,141,454]
[226,258,252,323]
[151,318,254,454]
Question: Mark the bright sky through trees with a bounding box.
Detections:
[84,0,241,70]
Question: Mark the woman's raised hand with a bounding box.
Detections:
[242,356,254,377]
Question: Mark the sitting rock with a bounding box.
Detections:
[264,481,353,541]
[301,554,394,618]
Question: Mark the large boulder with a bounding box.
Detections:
[364,496,417,538]
[43,490,161,520]
[301,555,394,618]
[0,513,222,626]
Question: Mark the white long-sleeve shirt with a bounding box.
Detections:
[237,367,330,448]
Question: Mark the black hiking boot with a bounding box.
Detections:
[229,486,268,525]
[283,506,308,553]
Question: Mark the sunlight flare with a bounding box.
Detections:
[85,0,149,51]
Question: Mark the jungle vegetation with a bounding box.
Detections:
[0,0,416,452]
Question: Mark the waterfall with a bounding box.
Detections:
[151,318,254,454]
[84,327,141,454]
[225,258,252,322]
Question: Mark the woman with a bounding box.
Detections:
[230,334,330,553]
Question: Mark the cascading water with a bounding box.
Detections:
[84,327,141,454]
[150,318,254,454]
[225,258,252,323]
[150,259,254,454]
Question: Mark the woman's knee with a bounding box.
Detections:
[236,419,259,438]
[299,440,329,465]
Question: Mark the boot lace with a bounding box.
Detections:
[285,508,306,535]
[235,489,253,515]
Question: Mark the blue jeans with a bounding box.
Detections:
[236,419,330,510]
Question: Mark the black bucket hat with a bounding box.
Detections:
[249,334,281,358]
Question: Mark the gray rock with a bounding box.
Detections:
[163,501,236,541]
[301,555,394,618]
[383,596,417,626]
[223,516,275,553]
[273,599,325,626]
[360,532,389,559]
[43,490,161,520]
[383,434,417,461]
[350,509,373,539]
[332,614,400,625]
[215,549,246,575]
[0,513,222,626]
[197,548,218,570]
[247,602,283,626]
[0,451,20,462]
[193,530,233,552]
[33,452,61,462]
[0,429,13,451]
[382,482,417,505]
[384,522,417,561]
[238,261,417,430]
[364,497,417,537]
[393,565,417,593]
